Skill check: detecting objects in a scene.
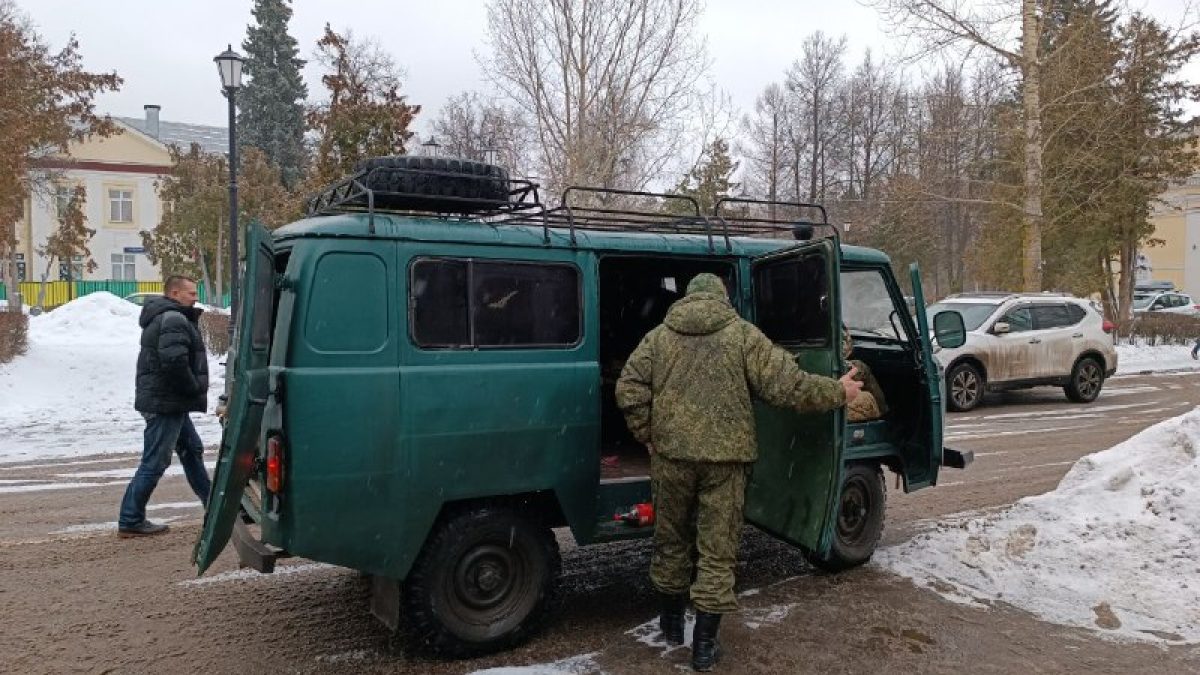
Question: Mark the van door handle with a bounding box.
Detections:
[1028,338,1042,344]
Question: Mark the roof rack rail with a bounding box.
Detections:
[305,164,837,251]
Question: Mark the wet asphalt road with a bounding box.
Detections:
[2,371,1199,674]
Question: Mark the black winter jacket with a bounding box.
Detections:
[134,296,209,414]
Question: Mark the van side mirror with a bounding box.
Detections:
[933,310,967,349]
[992,321,1011,335]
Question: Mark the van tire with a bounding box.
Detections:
[946,361,984,412]
[805,463,886,572]
[402,506,560,657]
[354,156,511,213]
[1064,356,1104,403]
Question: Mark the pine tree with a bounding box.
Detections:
[238,0,308,189]
[671,138,740,216]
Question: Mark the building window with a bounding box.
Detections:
[59,256,84,281]
[54,186,74,220]
[410,258,581,349]
[108,188,134,223]
[111,253,137,281]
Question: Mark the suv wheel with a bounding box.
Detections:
[1064,357,1104,403]
[946,362,984,412]
[403,506,560,657]
[805,463,886,572]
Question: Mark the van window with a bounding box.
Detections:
[251,248,274,349]
[754,254,829,346]
[411,259,470,347]
[411,258,581,349]
[841,269,907,340]
[306,253,389,352]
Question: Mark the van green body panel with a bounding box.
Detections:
[196,211,945,581]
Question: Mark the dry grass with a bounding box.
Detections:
[0,311,29,364]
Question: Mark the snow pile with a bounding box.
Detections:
[1116,342,1200,374]
[879,407,1200,643]
[0,292,224,463]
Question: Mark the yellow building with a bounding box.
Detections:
[1143,173,1200,295]
[14,105,226,284]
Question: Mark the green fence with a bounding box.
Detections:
[0,280,230,308]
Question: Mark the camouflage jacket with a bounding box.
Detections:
[615,290,846,463]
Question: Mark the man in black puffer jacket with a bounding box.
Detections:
[118,275,212,537]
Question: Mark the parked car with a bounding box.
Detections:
[1132,290,1199,316]
[927,292,1118,412]
[193,155,971,657]
[122,291,159,306]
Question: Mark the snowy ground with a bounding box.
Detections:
[878,406,1200,644]
[0,293,224,464]
[1116,342,1200,375]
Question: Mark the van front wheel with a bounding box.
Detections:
[805,463,886,573]
[403,506,561,657]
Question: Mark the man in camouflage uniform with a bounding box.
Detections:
[616,273,861,672]
[843,327,888,422]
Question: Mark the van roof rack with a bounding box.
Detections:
[492,188,836,251]
[305,164,836,252]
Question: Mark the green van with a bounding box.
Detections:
[193,157,969,657]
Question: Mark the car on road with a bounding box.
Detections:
[1132,290,1199,316]
[122,292,158,306]
[927,292,1118,412]
[194,155,971,657]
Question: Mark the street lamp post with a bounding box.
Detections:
[214,45,244,339]
[421,135,442,157]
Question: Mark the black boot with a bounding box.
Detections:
[691,611,723,672]
[658,591,687,646]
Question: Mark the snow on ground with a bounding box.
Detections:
[467,653,602,675]
[1116,342,1200,375]
[0,292,224,463]
[878,406,1200,643]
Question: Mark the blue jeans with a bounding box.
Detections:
[118,412,211,528]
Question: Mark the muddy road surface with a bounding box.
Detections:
[3,372,1199,674]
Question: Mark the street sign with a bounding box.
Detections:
[123,246,145,254]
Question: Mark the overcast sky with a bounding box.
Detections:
[16,0,1198,138]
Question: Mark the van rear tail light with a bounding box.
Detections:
[266,435,284,493]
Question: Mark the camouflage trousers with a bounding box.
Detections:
[649,454,748,614]
[848,358,888,422]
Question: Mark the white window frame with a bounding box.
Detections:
[108,188,134,223]
[111,253,137,281]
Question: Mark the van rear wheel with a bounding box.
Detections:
[805,463,886,572]
[403,506,560,657]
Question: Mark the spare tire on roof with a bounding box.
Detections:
[352,156,511,214]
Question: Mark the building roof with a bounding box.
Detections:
[117,116,228,155]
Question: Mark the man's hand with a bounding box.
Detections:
[839,366,863,404]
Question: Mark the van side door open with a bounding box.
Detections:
[742,238,844,557]
[193,222,275,574]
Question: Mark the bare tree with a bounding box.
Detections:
[785,32,848,202]
[870,0,1080,291]
[482,0,708,196]
[738,83,793,216]
[432,91,530,174]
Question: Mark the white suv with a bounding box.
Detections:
[927,293,1118,412]
[1132,291,1197,316]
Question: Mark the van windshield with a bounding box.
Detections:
[927,302,999,332]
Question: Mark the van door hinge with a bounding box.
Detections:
[274,274,293,291]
